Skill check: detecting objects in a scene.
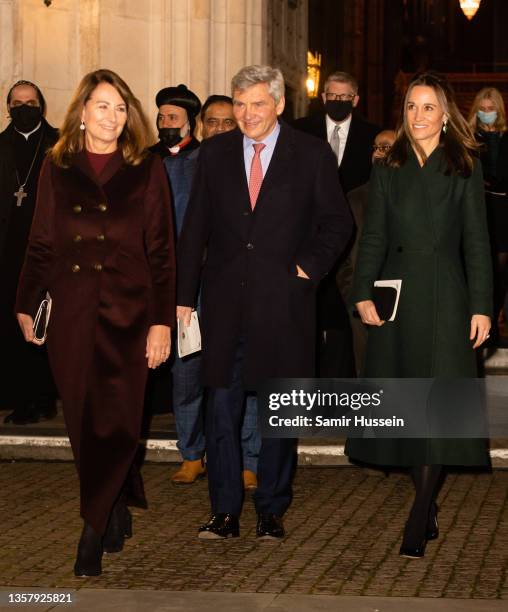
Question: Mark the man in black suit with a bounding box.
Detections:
[177,65,352,540]
[293,71,381,377]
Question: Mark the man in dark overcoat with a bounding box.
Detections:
[177,65,353,539]
[293,70,381,378]
[0,80,58,424]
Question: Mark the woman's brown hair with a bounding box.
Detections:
[51,69,154,167]
[467,87,507,133]
[385,72,479,177]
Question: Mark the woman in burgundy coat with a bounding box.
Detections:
[15,69,176,577]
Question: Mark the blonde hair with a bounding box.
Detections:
[467,87,507,133]
[51,69,154,167]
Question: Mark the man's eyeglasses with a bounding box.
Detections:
[324,93,356,101]
[372,144,392,152]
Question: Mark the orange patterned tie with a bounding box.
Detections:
[248,143,266,209]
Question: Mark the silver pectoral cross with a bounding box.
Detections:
[14,186,28,207]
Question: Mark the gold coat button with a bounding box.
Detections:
[98,203,108,212]
[96,234,105,242]
[73,234,82,243]
[73,205,82,213]
[71,264,80,273]
[93,263,103,272]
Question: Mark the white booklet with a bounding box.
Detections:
[177,310,202,358]
[373,279,402,322]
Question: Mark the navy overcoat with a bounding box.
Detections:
[177,123,353,388]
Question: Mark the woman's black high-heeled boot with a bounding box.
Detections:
[74,523,103,577]
[426,502,439,540]
[103,498,132,553]
[400,465,442,558]
[399,505,428,558]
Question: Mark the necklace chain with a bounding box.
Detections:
[15,129,44,190]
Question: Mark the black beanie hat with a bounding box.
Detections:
[155,84,201,131]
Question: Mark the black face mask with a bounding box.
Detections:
[158,127,182,148]
[10,104,42,133]
[325,100,353,123]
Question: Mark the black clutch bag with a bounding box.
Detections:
[33,293,52,343]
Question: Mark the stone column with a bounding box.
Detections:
[0,0,306,130]
[79,0,100,74]
[163,0,268,104]
[0,0,16,123]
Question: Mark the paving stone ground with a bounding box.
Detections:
[0,461,507,600]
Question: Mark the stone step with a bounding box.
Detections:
[1,434,507,467]
[484,347,508,369]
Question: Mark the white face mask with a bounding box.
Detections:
[477,110,498,126]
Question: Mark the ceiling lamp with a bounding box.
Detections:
[459,0,481,20]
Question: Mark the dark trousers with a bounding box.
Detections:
[206,340,297,516]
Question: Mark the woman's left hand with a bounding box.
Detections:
[146,325,171,368]
[470,314,491,349]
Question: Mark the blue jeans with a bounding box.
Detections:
[172,352,261,468]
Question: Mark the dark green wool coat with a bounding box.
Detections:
[345,148,493,466]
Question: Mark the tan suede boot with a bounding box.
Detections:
[243,469,258,491]
[171,459,206,485]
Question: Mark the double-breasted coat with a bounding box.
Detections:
[177,123,353,388]
[346,148,493,466]
[16,151,176,533]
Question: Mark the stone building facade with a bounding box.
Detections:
[0,0,308,131]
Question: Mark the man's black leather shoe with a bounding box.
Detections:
[399,541,426,558]
[256,513,285,540]
[198,513,239,539]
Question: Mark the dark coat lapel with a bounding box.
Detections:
[254,122,293,212]
[304,113,327,141]
[315,114,327,141]
[223,129,251,211]
[340,115,358,170]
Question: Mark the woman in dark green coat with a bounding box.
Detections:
[347,72,492,558]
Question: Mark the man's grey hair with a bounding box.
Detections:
[324,71,359,94]
[231,65,285,104]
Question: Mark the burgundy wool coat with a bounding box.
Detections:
[16,150,176,534]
